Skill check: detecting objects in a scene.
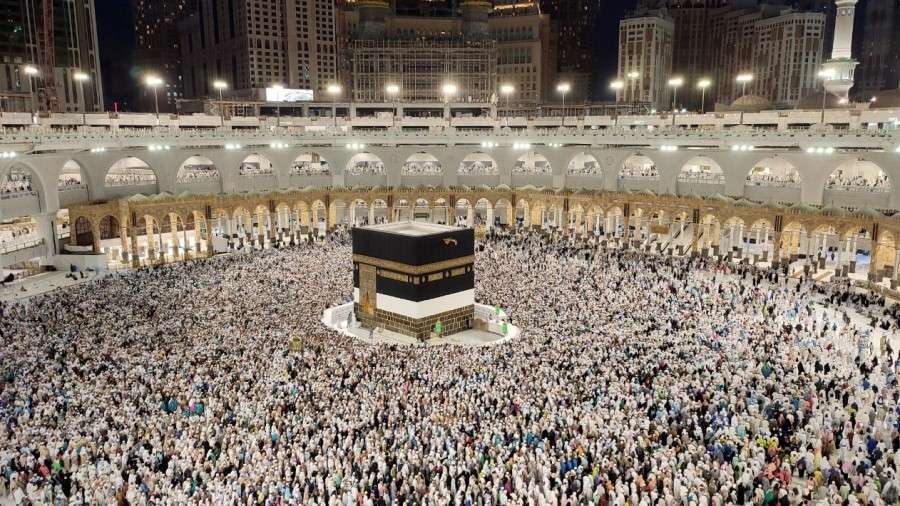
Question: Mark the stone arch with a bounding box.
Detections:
[513,152,552,175]
[780,221,808,257]
[402,152,443,175]
[291,152,331,176]
[566,152,601,176]
[746,157,801,187]
[329,198,349,225]
[232,207,253,231]
[98,215,120,240]
[619,154,659,180]
[678,156,724,183]
[346,152,385,176]
[104,157,158,188]
[474,197,492,225]
[0,163,43,207]
[73,216,94,246]
[370,199,389,224]
[459,152,499,175]
[239,153,275,177]
[176,155,220,184]
[494,197,513,226]
[875,230,896,272]
[58,159,87,190]
[825,158,891,192]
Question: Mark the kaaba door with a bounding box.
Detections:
[359,264,377,316]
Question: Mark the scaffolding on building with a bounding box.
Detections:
[349,39,498,103]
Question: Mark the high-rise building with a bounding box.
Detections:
[855,0,900,99]
[342,0,554,104]
[663,0,729,110]
[617,8,675,111]
[0,0,103,113]
[179,0,338,101]
[626,0,825,109]
[133,0,186,113]
[537,0,599,102]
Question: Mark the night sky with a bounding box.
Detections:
[92,0,634,109]
[96,0,137,111]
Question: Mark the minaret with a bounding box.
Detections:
[358,0,391,40]
[461,0,491,39]
[821,0,859,100]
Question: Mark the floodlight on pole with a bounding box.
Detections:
[610,80,625,126]
[327,84,342,128]
[627,71,640,109]
[213,80,228,122]
[442,83,458,99]
[557,82,571,127]
[817,69,835,124]
[499,84,514,127]
[23,65,39,114]
[668,77,683,124]
[697,78,711,114]
[73,71,90,124]
[736,73,753,97]
[385,84,400,128]
[270,83,284,126]
[144,75,164,119]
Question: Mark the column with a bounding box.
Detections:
[120,225,130,264]
[194,219,203,254]
[130,226,140,268]
[169,216,179,260]
[486,206,494,230]
[466,206,474,227]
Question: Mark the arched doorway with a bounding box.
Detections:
[104,157,157,189]
[566,152,601,176]
[401,152,442,175]
[458,152,499,176]
[176,155,220,184]
[291,152,331,176]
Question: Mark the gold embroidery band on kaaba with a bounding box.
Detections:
[352,254,474,276]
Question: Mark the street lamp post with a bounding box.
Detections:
[556,82,571,128]
[441,83,457,121]
[327,84,343,129]
[610,80,624,127]
[668,77,683,126]
[213,80,228,123]
[627,71,640,112]
[385,83,400,129]
[500,84,514,128]
[817,69,835,125]
[736,74,753,97]
[144,75,164,121]
[73,71,90,125]
[697,79,711,114]
[271,83,283,127]
[735,74,754,125]
[23,65,38,115]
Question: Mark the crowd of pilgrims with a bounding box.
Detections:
[2,228,900,505]
[103,172,157,187]
[825,171,891,191]
[0,180,32,195]
[176,166,221,183]
[746,171,801,187]
[619,165,660,180]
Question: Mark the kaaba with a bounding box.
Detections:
[352,222,475,340]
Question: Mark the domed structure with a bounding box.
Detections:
[796,91,844,110]
[729,94,772,112]
[869,88,900,109]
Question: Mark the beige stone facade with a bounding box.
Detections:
[65,187,900,283]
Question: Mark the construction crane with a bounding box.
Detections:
[37,0,59,112]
